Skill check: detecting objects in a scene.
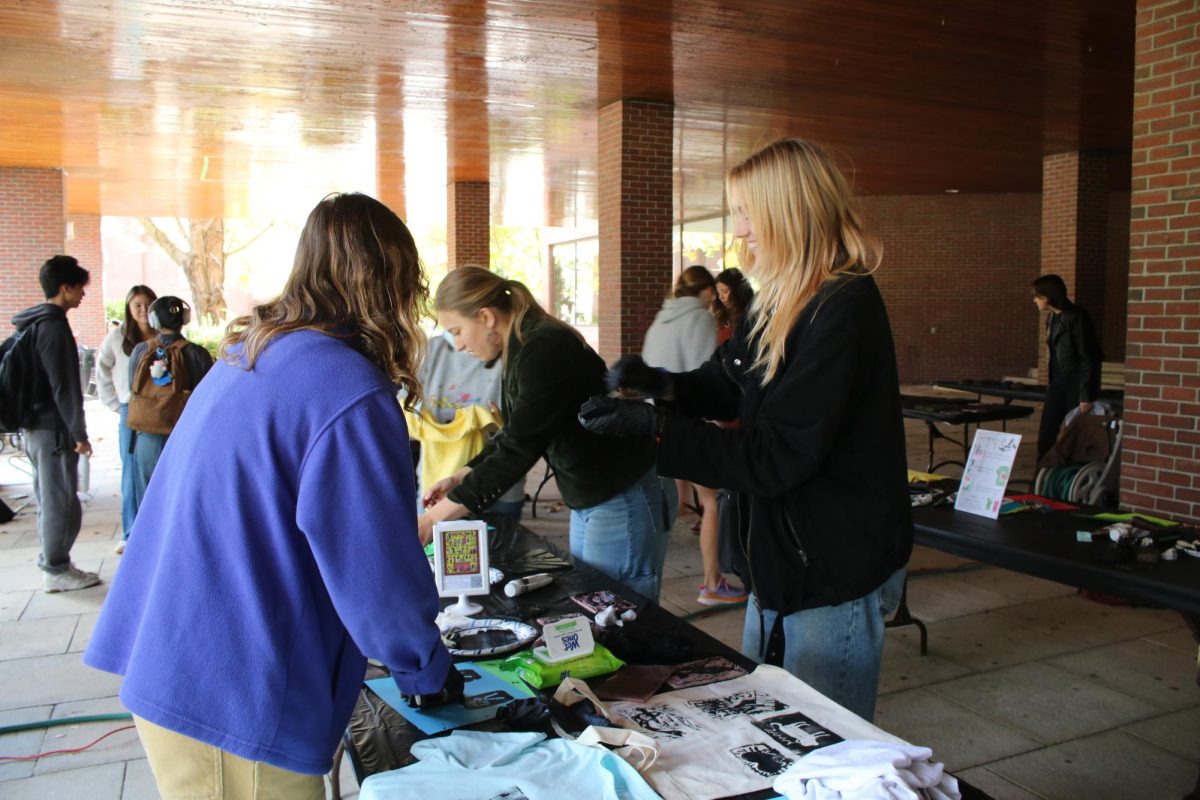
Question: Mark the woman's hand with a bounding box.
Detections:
[417,513,436,546]
[1078,401,1094,415]
[418,497,469,545]
[422,467,471,508]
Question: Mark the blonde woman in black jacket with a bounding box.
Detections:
[580,138,912,721]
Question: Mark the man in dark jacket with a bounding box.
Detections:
[12,255,99,593]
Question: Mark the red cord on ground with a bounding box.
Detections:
[0,724,136,761]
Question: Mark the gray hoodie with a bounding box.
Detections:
[641,296,718,373]
[11,304,88,443]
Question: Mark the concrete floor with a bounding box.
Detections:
[0,394,1197,799]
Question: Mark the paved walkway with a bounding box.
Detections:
[0,397,1196,799]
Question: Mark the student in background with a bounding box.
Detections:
[85,193,459,799]
[1031,274,1104,462]
[642,265,746,605]
[125,296,214,532]
[580,138,912,721]
[96,284,156,554]
[406,326,526,520]
[10,256,98,593]
[712,268,754,344]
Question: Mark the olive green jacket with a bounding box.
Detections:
[448,316,655,513]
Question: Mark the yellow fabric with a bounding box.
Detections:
[134,716,325,800]
[405,404,503,492]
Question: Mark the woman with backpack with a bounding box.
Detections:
[96,284,157,554]
[125,295,213,533]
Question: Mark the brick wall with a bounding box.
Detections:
[67,213,108,348]
[0,167,64,335]
[864,193,1043,384]
[448,181,490,269]
[597,99,674,363]
[1038,152,1115,381]
[1121,0,1200,522]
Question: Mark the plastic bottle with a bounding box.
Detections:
[503,572,554,597]
[78,452,90,494]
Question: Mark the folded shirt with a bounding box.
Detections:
[773,739,961,800]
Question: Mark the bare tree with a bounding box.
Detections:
[137,218,272,325]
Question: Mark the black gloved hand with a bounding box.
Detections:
[606,355,674,400]
[578,396,664,437]
[402,664,465,709]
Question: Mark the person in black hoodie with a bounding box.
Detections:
[1031,274,1104,461]
[11,255,100,593]
[579,138,912,721]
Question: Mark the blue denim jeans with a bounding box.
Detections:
[568,468,674,602]
[741,566,907,722]
[130,431,169,536]
[118,404,138,539]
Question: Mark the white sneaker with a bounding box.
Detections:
[114,540,125,555]
[43,567,101,593]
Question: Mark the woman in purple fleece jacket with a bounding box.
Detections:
[85,194,460,798]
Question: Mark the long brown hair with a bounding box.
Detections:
[727,138,881,383]
[121,285,157,356]
[220,193,428,408]
[434,267,582,360]
[712,268,753,329]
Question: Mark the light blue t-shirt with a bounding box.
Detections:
[360,731,661,800]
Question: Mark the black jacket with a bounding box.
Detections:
[10,304,88,443]
[1046,303,1103,403]
[657,273,913,614]
[450,316,656,513]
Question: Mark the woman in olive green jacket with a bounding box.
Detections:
[417,267,673,601]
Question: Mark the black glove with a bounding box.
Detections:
[606,355,674,399]
[578,396,664,437]
[402,665,465,709]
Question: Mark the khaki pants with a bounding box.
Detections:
[134,716,325,800]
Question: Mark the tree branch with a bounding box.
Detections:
[223,221,274,259]
[137,217,187,266]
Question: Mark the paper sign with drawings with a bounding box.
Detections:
[603,665,907,800]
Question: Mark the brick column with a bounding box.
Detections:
[1039,152,1110,381]
[447,180,490,270]
[597,99,674,363]
[1121,0,1200,522]
[0,168,64,335]
[67,213,107,348]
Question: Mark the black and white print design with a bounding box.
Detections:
[618,704,702,739]
[752,711,843,756]
[730,743,794,778]
[687,690,788,720]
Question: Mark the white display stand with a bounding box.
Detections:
[431,520,490,615]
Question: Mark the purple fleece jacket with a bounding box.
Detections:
[84,330,450,774]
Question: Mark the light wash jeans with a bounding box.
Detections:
[117,404,137,539]
[25,428,82,575]
[568,468,674,602]
[742,566,907,722]
[130,430,169,535]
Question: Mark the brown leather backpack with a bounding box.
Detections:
[127,337,193,435]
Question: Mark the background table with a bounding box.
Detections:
[912,504,1200,616]
[901,395,1034,472]
[934,379,1124,413]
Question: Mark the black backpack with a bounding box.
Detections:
[0,323,45,432]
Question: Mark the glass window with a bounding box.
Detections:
[550,238,599,328]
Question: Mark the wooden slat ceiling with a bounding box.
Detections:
[0,0,1134,223]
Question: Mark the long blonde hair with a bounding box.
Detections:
[435,267,582,359]
[727,138,881,383]
[220,193,428,408]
